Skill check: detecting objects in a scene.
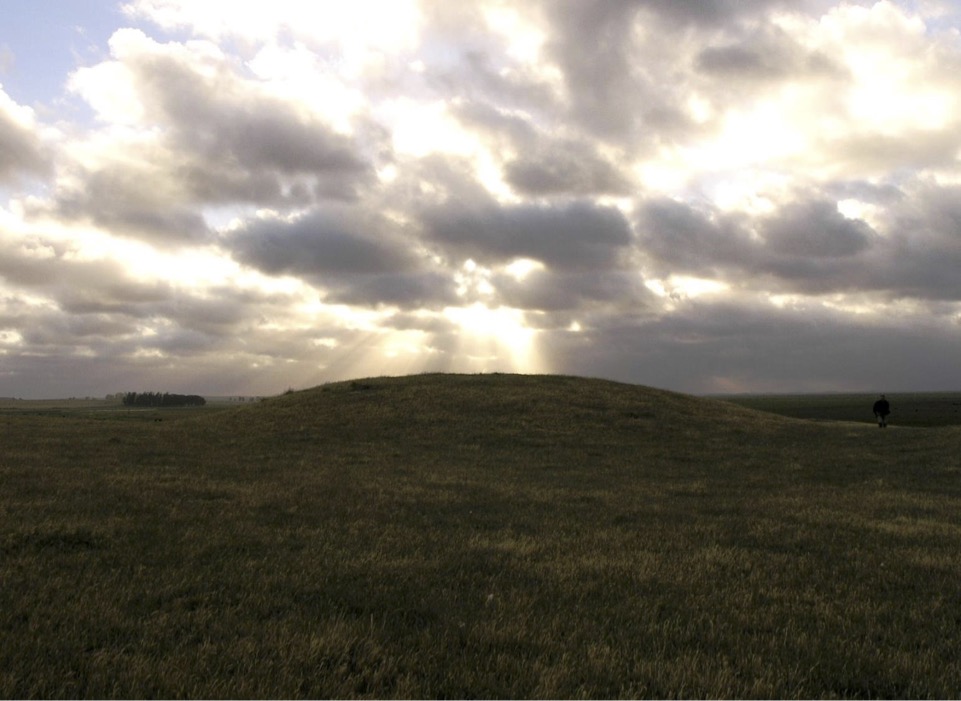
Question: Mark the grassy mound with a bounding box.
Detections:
[207,372,795,464]
[3,374,961,698]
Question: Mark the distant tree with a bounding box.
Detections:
[122,392,206,407]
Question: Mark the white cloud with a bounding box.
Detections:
[123,0,424,76]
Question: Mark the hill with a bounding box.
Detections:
[3,373,961,698]
[206,372,798,463]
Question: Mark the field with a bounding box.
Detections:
[720,391,961,428]
[2,374,961,698]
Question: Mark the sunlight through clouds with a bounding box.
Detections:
[246,44,366,135]
[3,0,961,396]
[482,4,547,66]
[444,303,542,374]
[386,99,480,158]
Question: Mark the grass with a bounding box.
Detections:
[2,373,961,698]
[719,391,961,427]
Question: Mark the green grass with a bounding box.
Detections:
[3,373,961,698]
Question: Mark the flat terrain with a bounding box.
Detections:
[2,374,960,698]
[720,391,961,427]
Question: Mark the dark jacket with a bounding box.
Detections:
[873,398,890,416]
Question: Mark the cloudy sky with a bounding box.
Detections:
[2,0,961,398]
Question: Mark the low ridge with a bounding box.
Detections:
[192,373,824,486]
[204,373,797,456]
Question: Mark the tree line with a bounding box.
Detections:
[122,392,206,407]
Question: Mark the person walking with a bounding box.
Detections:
[873,394,891,428]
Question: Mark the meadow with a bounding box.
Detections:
[720,391,961,428]
[2,373,960,698]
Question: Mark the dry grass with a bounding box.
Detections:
[2,373,960,698]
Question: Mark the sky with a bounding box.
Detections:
[2,0,961,398]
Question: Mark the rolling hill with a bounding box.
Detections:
[3,373,960,698]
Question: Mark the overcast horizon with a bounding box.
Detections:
[2,0,961,399]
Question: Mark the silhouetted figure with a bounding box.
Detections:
[873,394,890,428]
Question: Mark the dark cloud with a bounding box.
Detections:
[757,184,961,301]
[504,142,632,197]
[225,206,459,308]
[47,165,211,245]
[637,195,876,294]
[638,185,961,303]
[539,1,651,138]
[876,182,961,301]
[423,200,634,271]
[449,100,631,197]
[0,90,48,182]
[541,296,961,393]
[698,45,784,79]
[226,207,420,278]
[630,0,803,26]
[121,30,375,186]
[493,268,653,317]
[695,23,844,83]
[637,198,754,277]
[534,0,827,139]
[327,271,458,308]
[762,199,874,258]
[56,279,172,317]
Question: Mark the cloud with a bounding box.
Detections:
[763,199,873,258]
[637,198,753,277]
[0,87,49,182]
[638,181,961,304]
[4,0,961,397]
[493,268,655,319]
[876,181,961,301]
[541,293,961,393]
[532,0,827,140]
[44,161,212,245]
[694,25,844,83]
[503,139,632,197]
[117,27,378,182]
[422,200,634,271]
[227,207,419,277]
[49,27,379,244]
[224,206,460,308]
[0,224,162,310]
[637,194,883,296]
[820,129,961,177]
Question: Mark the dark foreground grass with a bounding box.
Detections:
[2,373,961,698]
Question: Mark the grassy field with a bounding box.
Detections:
[2,373,961,698]
[720,391,961,428]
